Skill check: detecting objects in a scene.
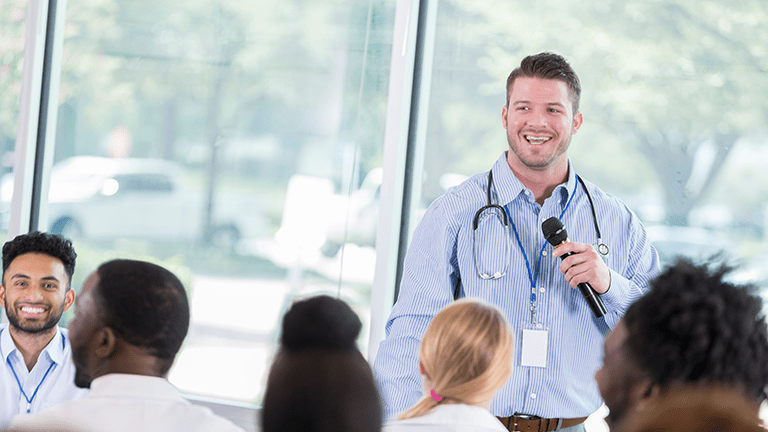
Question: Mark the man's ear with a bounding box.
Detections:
[63,288,75,312]
[571,111,583,134]
[94,327,118,359]
[0,284,5,308]
[419,361,426,376]
[501,104,509,129]
[632,378,661,413]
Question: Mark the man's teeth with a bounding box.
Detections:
[525,136,551,144]
[21,306,44,313]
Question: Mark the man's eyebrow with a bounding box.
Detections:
[511,100,567,107]
[10,273,60,282]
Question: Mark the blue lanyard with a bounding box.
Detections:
[6,335,63,413]
[504,178,580,323]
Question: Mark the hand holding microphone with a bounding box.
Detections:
[541,217,608,318]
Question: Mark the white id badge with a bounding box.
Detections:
[520,323,549,368]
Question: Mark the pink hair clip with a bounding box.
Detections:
[430,389,443,402]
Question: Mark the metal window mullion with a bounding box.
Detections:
[9,0,66,237]
[367,0,438,361]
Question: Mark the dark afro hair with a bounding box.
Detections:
[2,231,77,287]
[623,258,768,402]
[280,295,362,352]
[95,259,190,374]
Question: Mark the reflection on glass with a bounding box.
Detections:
[54,0,395,403]
[0,0,29,238]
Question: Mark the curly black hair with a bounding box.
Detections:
[2,231,77,288]
[94,259,190,374]
[623,258,768,402]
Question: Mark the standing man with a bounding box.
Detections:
[0,231,88,428]
[10,258,245,432]
[373,52,660,431]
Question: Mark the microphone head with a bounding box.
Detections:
[542,217,568,246]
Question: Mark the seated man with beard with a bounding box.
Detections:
[0,232,88,428]
[9,259,245,432]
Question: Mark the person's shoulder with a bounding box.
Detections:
[8,400,90,431]
[427,171,488,214]
[181,404,247,432]
[385,405,507,432]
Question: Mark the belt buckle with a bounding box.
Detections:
[512,414,542,432]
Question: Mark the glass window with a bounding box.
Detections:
[48,0,395,405]
[0,0,30,237]
[414,0,768,290]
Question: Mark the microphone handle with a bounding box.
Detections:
[576,281,607,318]
[560,251,607,318]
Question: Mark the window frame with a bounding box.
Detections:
[11,0,428,422]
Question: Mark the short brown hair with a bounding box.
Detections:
[506,52,581,113]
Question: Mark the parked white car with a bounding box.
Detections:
[320,168,468,256]
[1,156,268,249]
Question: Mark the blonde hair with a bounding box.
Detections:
[398,298,514,420]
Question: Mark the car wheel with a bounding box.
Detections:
[211,225,241,252]
[320,240,341,257]
[51,217,83,239]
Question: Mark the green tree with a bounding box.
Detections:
[430,0,768,225]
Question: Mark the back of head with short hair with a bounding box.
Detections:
[261,295,382,432]
[399,298,514,420]
[94,259,190,374]
[505,52,581,112]
[2,231,77,288]
[280,294,362,351]
[623,258,768,402]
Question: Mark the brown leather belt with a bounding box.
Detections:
[496,414,588,432]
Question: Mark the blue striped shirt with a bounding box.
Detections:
[373,152,660,420]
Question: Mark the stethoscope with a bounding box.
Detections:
[472,170,609,280]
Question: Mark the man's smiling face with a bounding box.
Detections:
[0,252,73,335]
[502,76,582,176]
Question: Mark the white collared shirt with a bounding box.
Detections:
[0,324,88,429]
[9,373,246,432]
[384,404,509,432]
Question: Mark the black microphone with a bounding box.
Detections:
[541,216,607,318]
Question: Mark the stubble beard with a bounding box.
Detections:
[507,129,572,171]
[5,299,65,335]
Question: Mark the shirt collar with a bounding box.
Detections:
[1,324,15,363]
[1,324,66,365]
[490,152,578,208]
[89,373,186,402]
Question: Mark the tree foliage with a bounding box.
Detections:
[431,0,768,225]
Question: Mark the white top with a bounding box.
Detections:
[384,404,508,432]
[9,373,246,432]
[0,325,88,429]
